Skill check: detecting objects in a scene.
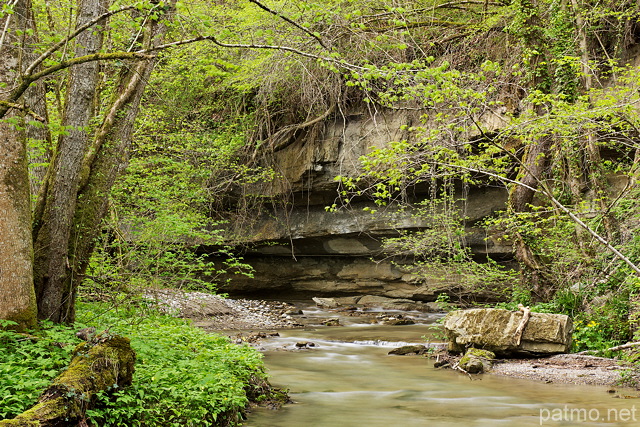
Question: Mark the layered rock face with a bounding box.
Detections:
[218,111,512,301]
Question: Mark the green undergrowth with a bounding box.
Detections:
[0,302,272,426]
[0,319,81,419]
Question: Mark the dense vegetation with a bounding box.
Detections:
[4,0,640,423]
[0,302,270,425]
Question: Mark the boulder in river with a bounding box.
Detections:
[458,348,496,374]
[388,345,428,355]
[443,308,572,355]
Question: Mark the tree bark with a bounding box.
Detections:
[65,2,176,320]
[32,0,109,323]
[17,2,52,200]
[0,0,38,331]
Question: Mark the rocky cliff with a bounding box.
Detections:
[217,109,512,302]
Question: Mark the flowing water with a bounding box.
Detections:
[244,304,639,426]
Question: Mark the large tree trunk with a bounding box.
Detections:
[0,0,38,331]
[64,2,175,322]
[32,0,109,323]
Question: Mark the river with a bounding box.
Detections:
[244,303,639,426]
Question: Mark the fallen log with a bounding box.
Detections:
[0,333,136,426]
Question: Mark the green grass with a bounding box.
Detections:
[0,302,270,426]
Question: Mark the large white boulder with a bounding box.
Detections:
[443,308,573,355]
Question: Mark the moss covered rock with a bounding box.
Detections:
[458,348,496,374]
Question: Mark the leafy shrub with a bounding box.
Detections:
[78,303,267,426]
[0,319,80,419]
[571,319,618,354]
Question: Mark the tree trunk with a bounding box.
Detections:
[65,2,176,321]
[509,0,555,302]
[509,135,555,301]
[0,334,136,426]
[32,0,109,323]
[0,0,38,331]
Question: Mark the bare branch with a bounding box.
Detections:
[0,52,152,119]
[0,101,46,121]
[433,161,640,276]
[577,341,640,354]
[249,0,328,50]
[142,35,366,71]
[0,0,20,51]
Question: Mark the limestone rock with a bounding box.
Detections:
[358,295,425,311]
[321,318,340,326]
[312,297,339,308]
[384,318,415,326]
[443,308,573,355]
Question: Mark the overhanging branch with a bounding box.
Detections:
[25,3,141,75]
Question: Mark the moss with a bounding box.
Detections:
[2,397,68,426]
[459,348,496,374]
[5,303,38,333]
[0,335,135,425]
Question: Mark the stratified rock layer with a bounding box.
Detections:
[219,111,512,301]
[443,308,573,355]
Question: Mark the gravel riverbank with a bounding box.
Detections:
[144,289,302,329]
[490,354,635,387]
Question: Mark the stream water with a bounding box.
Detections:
[244,303,639,426]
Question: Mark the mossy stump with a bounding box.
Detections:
[0,334,136,426]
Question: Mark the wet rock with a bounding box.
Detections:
[322,318,340,326]
[458,348,496,374]
[388,345,428,355]
[295,341,316,348]
[444,308,573,355]
[433,360,450,369]
[313,297,339,308]
[424,302,448,312]
[357,295,426,311]
[334,296,362,305]
[384,319,416,326]
[285,309,303,315]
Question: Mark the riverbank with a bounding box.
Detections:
[434,350,636,388]
[490,354,633,387]
[146,290,638,389]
